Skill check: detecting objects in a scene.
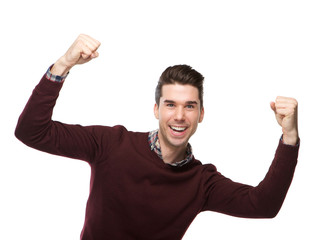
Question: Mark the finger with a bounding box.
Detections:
[274,102,298,113]
[275,106,297,117]
[275,97,297,107]
[89,50,100,60]
[79,34,101,52]
[275,96,298,105]
[83,39,100,53]
[275,103,292,110]
[79,43,93,59]
[91,51,99,58]
[82,51,100,61]
[270,101,276,112]
[79,34,101,45]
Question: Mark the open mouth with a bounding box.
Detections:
[170,126,188,133]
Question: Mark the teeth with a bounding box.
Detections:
[170,126,187,132]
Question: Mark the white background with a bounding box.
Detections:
[1,0,332,239]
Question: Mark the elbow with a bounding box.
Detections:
[250,196,282,219]
[14,122,23,141]
[14,119,32,144]
[263,209,279,219]
[259,204,282,219]
[14,122,26,143]
[253,193,285,219]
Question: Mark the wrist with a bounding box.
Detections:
[50,56,72,76]
[282,131,299,146]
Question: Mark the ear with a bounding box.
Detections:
[199,107,205,123]
[154,103,159,119]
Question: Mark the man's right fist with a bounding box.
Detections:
[51,34,101,76]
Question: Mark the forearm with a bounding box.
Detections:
[203,138,299,218]
[249,140,299,217]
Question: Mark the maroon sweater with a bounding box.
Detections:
[15,75,299,240]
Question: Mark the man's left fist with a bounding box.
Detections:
[270,96,299,146]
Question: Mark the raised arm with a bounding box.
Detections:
[15,35,104,163]
[202,97,299,218]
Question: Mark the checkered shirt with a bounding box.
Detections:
[46,65,69,82]
[148,129,193,167]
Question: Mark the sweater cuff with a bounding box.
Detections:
[275,137,300,166]
[280,135,300,147]
[36,73,64,96]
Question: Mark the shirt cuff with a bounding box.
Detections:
[280,135,300,147]
[45,65,69,83]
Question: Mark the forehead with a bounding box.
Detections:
[161,83,200,102]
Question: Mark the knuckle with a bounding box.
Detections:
[290,98,298,107]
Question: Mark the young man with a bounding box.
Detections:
[15,34,300,240]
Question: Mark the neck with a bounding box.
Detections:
[158,133,187,164]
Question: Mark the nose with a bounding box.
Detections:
[174,107,185,121]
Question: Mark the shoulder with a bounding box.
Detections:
[86,125,150,160]
[190,159,230,186]
[189,158,221,179]
[191,157,218,171]
[89,125,148,141]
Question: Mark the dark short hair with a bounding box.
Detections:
[155,65,204,109]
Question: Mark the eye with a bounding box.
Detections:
[186,105,195,109]
[167,103,175,107]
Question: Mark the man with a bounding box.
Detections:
[15,34,300,240]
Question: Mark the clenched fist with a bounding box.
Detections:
[51,34,101,76]
[270,96,299,146]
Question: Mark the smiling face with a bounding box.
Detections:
[154,83,204,152]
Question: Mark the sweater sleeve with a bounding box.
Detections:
[201,140,299,218]
[14,74,120,164]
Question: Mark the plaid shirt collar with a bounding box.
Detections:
[148,129,193,167]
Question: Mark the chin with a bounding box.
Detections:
[168,137,190,148]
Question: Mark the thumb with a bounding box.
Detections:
[270,101,276,113]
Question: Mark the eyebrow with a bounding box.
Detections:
[186,101,198,105]
[163,100,198,105]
